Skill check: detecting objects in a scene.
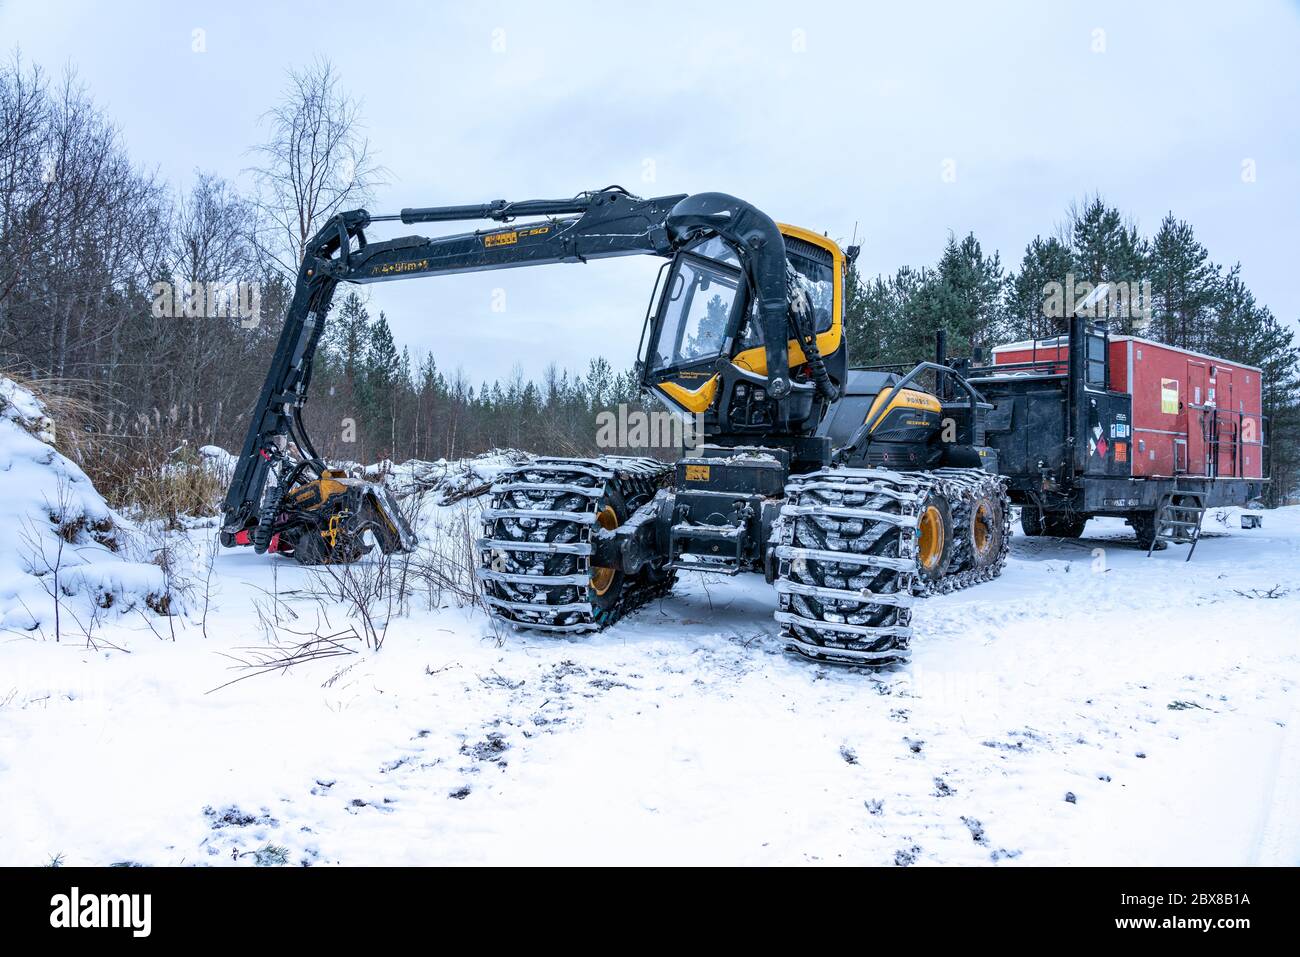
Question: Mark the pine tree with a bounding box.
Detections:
[841,262,872,366]
[843,265,928,367]
[1148,214,1219,351]
[585,357,613,411]
[1070,199,1146,279]
[1059,197,1150,334]
[927,233,1004,357]
[325,291,371,384]
[361,311,400,455]
[1005,236,1073,341]
[1202,269,1300,503]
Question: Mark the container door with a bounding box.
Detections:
[1215,367,1235,476]
[1186,360,1208,475]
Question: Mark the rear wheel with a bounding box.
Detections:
[1020,504,1045,536]
[1042,512,1088,538]
[775,467,1011,666]
[929,468,1012,592]
[1129,510,1165,550]
[1021,505,1086,538]
[967,487,1008,573]
[915,494,954,589]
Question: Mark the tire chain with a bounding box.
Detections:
[917,468,1013,596]
[476,456,675,633]
[773,466,1011,665]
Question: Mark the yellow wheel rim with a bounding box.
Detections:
[918,505,944,571]
[973,502,992,555]
[590,505,620,596]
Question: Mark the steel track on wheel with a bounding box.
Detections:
[773,466,1010,666]
[476,456,673,632]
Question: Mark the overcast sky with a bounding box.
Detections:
[4,0,1298,382]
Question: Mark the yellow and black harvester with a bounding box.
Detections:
[222,187,1009,664]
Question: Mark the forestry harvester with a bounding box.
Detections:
[221,187,1010,664]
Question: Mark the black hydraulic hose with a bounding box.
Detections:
[280,458,314,491]
[785,266,838,402]
[794,314,839,402]
[291,407,325,478]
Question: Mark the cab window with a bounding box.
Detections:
[652,257,739,370]
[738,247,835,348]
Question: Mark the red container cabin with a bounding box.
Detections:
[990,335,1264,481]
[968,317,1267,547]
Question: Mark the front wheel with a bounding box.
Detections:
[775,468,920,666]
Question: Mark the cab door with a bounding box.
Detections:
[642,250,741,416]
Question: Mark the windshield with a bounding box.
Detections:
[652,256,739,371]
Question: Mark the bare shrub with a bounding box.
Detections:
[197,530,220,640]
[209,622,365,694]
[302,555,394,650]
[410,497,486,613]
[17,476,76,641]
[115,444,229,527]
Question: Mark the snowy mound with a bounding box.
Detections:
[198,444,237,475]
[0,377,171,633]
[367,450,533,503]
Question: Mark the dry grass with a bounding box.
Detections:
[3,366,232,526]
[0,368,110,463]
[116,446,230,527]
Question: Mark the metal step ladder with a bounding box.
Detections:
[668,521,745,575]
[1148,490,1208,561]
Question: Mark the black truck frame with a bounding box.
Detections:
[966,314,1268,548]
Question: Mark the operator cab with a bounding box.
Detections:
[639,225,847,438]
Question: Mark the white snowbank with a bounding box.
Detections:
[0,377,171,633]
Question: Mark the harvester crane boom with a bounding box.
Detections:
[221,187,796,546]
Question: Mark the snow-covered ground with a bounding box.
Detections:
[2,494,1298,866]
